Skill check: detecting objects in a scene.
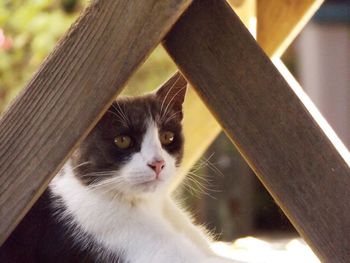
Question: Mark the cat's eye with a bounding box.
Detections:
[160,131,174,145]
[114,135,132,149]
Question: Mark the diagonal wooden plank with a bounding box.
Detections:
[0,0,192,245]
[163,0,350,262]
[174,0,323,182]
[258,0,323,57]
[172,0,257,188]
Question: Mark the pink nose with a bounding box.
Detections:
[147,160,165,178]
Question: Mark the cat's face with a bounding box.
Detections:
[71,73,187,197]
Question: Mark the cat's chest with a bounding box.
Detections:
[51,174,171,250]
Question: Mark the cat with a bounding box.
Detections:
[0,73,242,263]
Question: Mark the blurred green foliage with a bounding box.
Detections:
[0,0,177,113]
[125,47,176,96]
[0,0,89,112]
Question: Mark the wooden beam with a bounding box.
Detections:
[172,0,256,188]
[176,0,324,180]
[257,0,323,57]
[0,0,192,245]
[163,0,350,262]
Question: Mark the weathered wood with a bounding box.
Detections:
[0,0,192,245]
[176,0,323,180]
[163,0,350,262]
[173,0,257,188]
[257,0,323,57]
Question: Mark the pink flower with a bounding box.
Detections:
[0,29,13,50]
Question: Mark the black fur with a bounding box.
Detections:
[0,188,124,263]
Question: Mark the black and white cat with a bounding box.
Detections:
[0,73,242,263]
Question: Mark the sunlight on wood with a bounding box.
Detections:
[272,58,350,167]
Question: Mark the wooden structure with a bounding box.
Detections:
[0,0,349,262]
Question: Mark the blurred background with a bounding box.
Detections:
[0,0,349,262]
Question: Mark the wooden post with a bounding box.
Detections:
[0,0,192,245]
[164,0,350,262]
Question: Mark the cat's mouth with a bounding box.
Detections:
[138,177,163,186]
[133,176,164,192]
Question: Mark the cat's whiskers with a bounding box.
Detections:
[178,154,224,199]
[201,153,225,177]
[79,171,118,178]
[83,172,122,187]
[181,180,196,196]
[181,174,213,198]
[186,171,214,185]
[160,84,186,123]
[113,102,129,126]
[160,74,181,117]
[187,171,217,189]
[183,175,204,193]
[119,103,129,124]
[107,110,128,126]
[190,154,225,178]
[87,176,126,195]
[163,110,182,124]
[184,174,218,200]
[70,161,92,171]
[110,104,129,127]
[112,103,125,120]
[89,174,123,185]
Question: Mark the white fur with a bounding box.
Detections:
[115,122,176,196]
[51,122,242,263]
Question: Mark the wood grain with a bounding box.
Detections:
[0,0,192,245]
[176,0,323,181]
[164,0,350,262]
[257,0,323,57]
[172,0,256,189]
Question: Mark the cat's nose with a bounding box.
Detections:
[147,160,165,178]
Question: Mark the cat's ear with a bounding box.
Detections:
[156,72,187,111]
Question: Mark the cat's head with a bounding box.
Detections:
[71,73,187,198]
